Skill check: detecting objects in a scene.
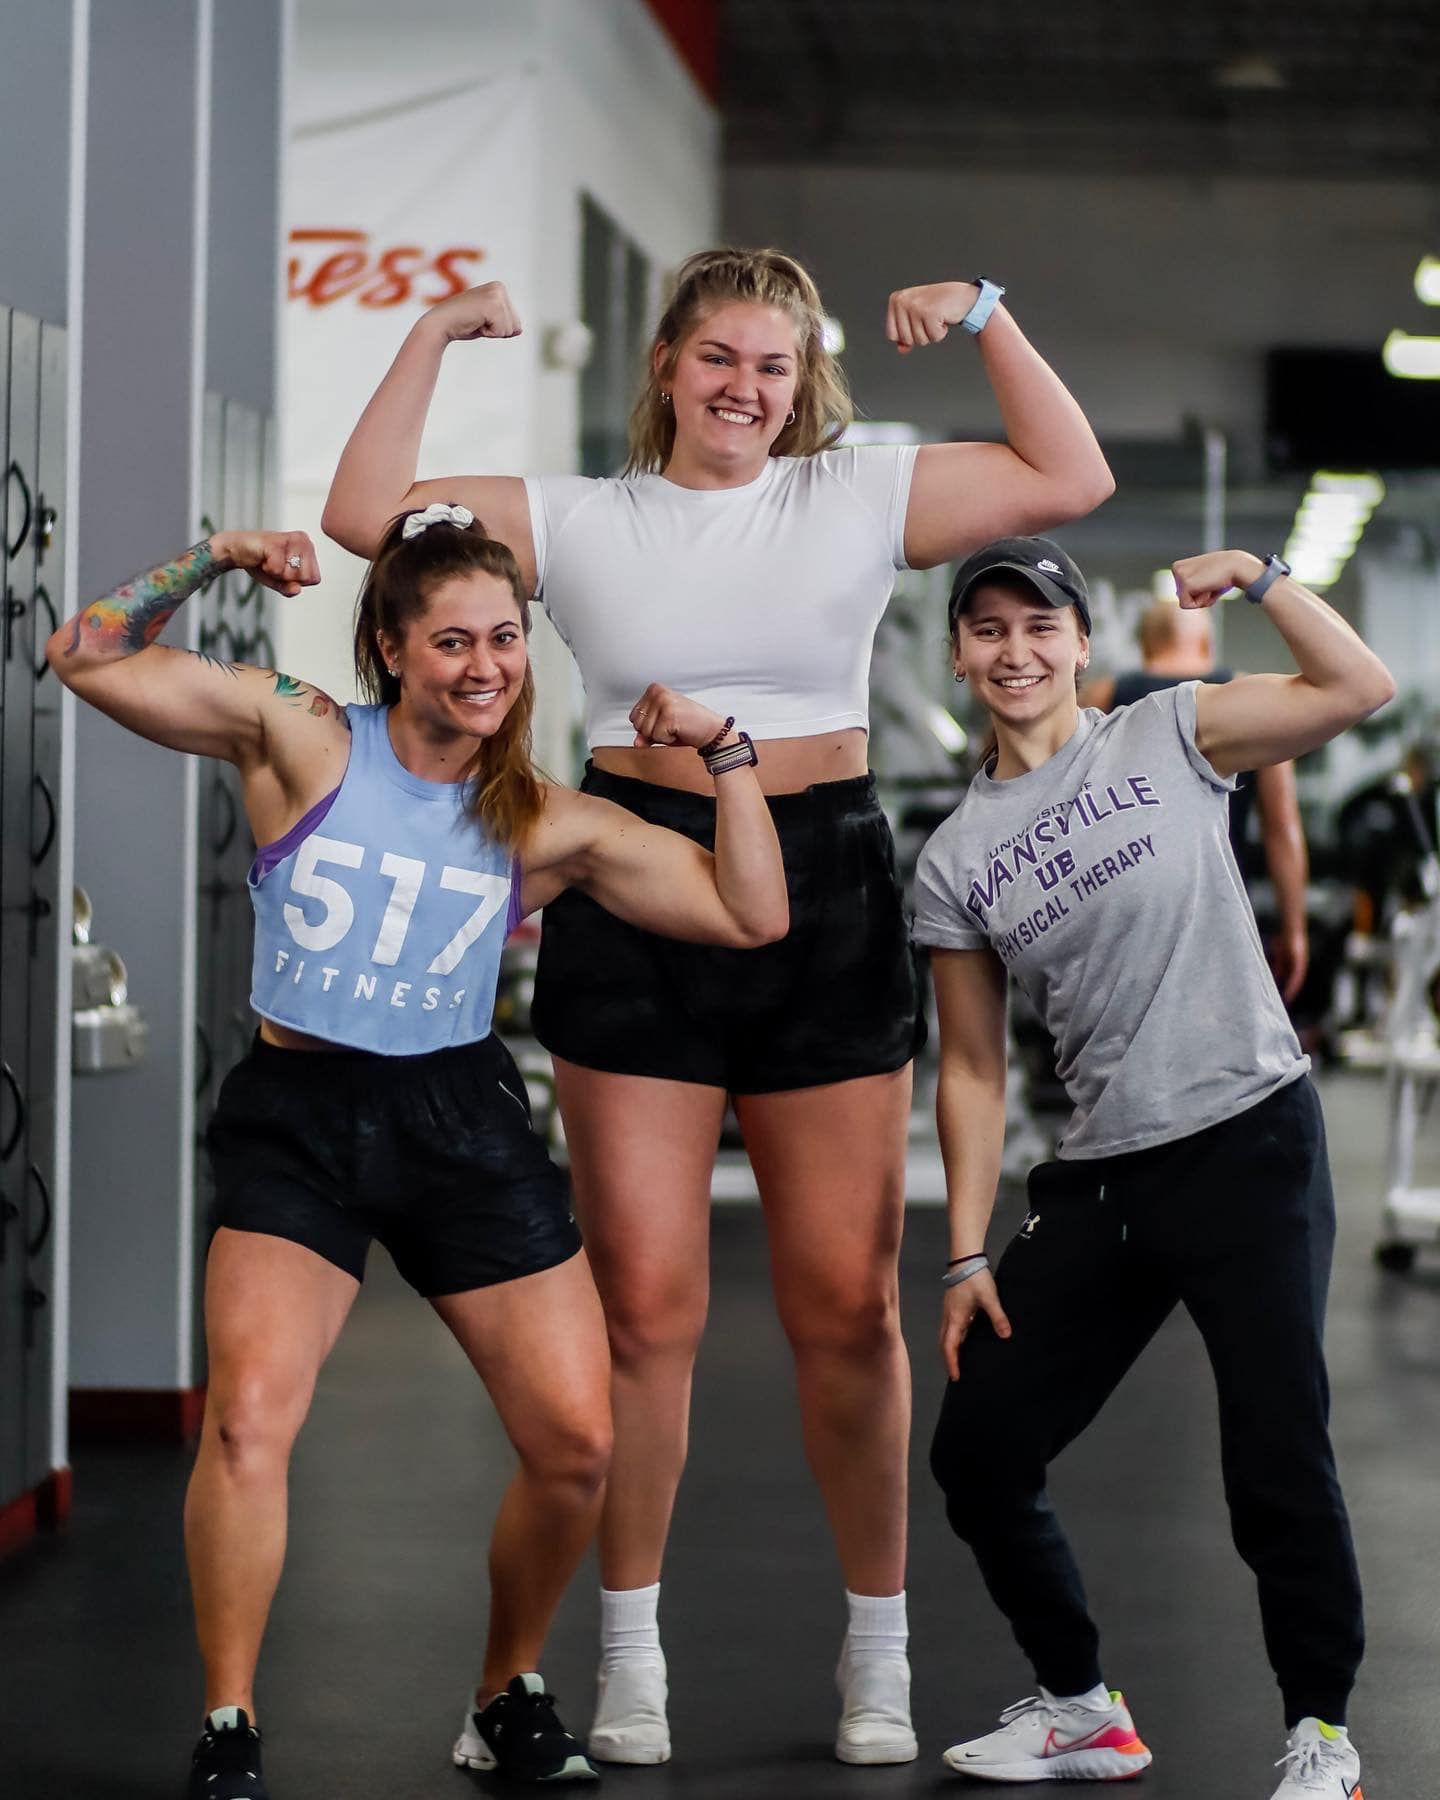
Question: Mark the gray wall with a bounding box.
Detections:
[207,0,282,409]
[0,4,74,324]
[0,5,73,324]
[724,164,1440,459]
[69,0,206,1388]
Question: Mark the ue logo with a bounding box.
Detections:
[1035,850,1076,892]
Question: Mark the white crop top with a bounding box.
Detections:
[524,444,917,746]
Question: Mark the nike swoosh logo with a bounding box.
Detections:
[1045,1721,1120,1753]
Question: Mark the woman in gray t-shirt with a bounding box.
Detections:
[913,535,1393,1799]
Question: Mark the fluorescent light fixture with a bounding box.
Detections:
[1312,471,1385,503]
[821,314,846,355]
[925,704,968,755]
[1415,257,1440,306]
[1151,569,1179,601]
[1282,470,1384,589]
[1383,329,1440,379]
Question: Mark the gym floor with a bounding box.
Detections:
[3,1069,1437,1799]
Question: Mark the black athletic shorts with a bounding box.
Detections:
[205,1033,580,1296]
[530,767,925,1094]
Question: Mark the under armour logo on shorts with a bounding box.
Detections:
[1019,1211,1041,1239]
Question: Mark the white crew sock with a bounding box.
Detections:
[1050,1681,1113,1710]
[843,1589,909,1659]
[600,1582,662,1664]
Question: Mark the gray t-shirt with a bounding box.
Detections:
[913,683,1307,1159]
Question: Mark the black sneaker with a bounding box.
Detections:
[187,1707,268,1800]
[463,1674,598,1782]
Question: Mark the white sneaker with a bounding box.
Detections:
[835,1643,918,1765]
[942,1688,1152,1782]
[1271,1719,1364,1798]
[588,1653,671,1764]
[453,1691,493,1771]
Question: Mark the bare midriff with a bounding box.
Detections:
[258,1018,352,1052]
[592,727,869,797]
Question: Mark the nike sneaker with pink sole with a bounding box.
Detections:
[942,1688,1152,1782]
[1269,1718,1363,1798]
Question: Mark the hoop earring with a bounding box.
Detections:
[787,408,796,424]
[953,671,966,685]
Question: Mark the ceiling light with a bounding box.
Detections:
[1383,329,1440,378]
[1151,569,1179,601]
[821,314,846,355]
[1415,258,1440,306]
[1282,470,1384,589]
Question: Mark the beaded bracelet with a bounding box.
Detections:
[701,731,758,776]
[697,715,737,757]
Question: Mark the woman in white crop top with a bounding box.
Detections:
[326,246,1114,1768]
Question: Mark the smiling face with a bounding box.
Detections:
[956,581,1090,726]
[379,569,529,742]
[660,300,802,475]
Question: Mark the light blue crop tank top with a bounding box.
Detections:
[248,704,519,1054]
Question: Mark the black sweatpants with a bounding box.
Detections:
[929,1075,1364,1727]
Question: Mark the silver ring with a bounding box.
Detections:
[287,554,302,568]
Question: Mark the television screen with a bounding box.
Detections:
[1266,347,1440,472]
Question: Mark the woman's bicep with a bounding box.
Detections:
[52,644,282,762]
[1193,672,1348,776]
[903,442,1059,569]
[401,476,536,589]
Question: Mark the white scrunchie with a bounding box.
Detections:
[401,501,476,540]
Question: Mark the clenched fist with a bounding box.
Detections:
[886,281,986,353]
[629,684,733,751]
[208,530,320,599]
[424,280,523,345]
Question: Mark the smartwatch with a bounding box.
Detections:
[1244,553,1291,604]
[961,277,1006,335]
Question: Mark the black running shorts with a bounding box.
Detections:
[530,768,925,1093]
[206,1033,580,1295]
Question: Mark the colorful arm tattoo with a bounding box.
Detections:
[272,671,337,719]
[63,540,222,661]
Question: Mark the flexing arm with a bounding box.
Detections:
[886,283,1115,569]
[322,283,534,579]
[522,688,788,948]
[46,530,334,765]
[1255,760,1310,1002]
[931,947,1014,1378]
[1180,551,1397,775]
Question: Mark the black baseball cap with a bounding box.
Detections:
[948,536,1092,636]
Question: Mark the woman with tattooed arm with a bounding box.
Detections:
[48,510,787,1797]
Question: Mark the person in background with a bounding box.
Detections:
[1083,599,1310,1002]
